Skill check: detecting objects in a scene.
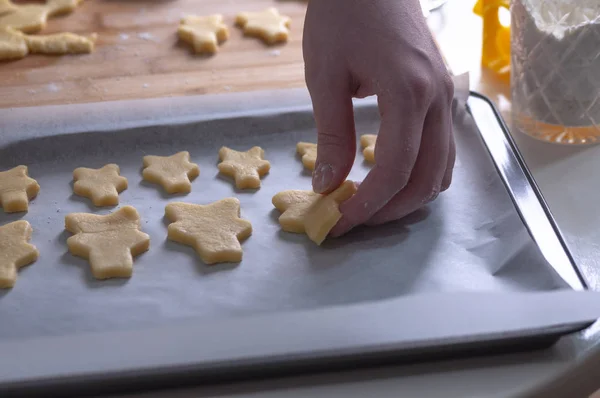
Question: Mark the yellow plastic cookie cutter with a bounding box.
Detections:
[473,0,510,83]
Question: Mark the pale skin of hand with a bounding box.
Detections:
[303,0,455,236]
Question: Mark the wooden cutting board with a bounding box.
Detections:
[0,0,308,108]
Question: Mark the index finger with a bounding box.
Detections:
[330,88,428,236]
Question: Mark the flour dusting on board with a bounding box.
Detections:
[138,32,157,42]
[46,83,61,93]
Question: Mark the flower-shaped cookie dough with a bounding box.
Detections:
[165,198,252,264]
[0,220,39,289]
[142,151,200,194]
[218,146,270,189]
[272,180,357,245]
[0,165,40,213]
[73,164,128,207]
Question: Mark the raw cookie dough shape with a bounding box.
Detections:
[0,0,82,33]
[178,14,228,54]
[218,146,270,189]
[25,32,96,54]
[47,0,83,17]
[73,164,128,206]
[0,5,49,33]
[360,134,377,163]
[142,151,200,194]
[0,220,39,289]
[0,27,27,60]
[65,206,150,280]
[235,8,291,45]
[0,166,40,213]
[296,142,317,171]
[272,180,357,245]
[0,0,17,16]
[165,198,252,264]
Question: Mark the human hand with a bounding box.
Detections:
[303,0,455,236]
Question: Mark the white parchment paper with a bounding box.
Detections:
[0,87,567,341]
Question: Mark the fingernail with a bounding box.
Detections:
[312,163,333,193]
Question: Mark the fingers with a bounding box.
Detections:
[441,116,456,191]
[330,92,426,237]
[305,67,357,195]
[365,102,451,226]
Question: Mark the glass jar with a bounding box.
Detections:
[511,0,600,145]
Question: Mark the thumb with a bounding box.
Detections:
[308,79,356,194]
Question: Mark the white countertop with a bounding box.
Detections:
[108,1,600,397]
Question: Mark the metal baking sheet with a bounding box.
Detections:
[0,89,584,342]
[0,87,596,396]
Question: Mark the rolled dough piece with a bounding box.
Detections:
[25,32,96,54]
[296,142,317,171]
[142,151,200,194]
[235,8,291,45]
[272,180,357,245]
[360,134,377,163]
[165,198,252,264]
[0,27,27,60]
[178,14,228,54]
[73,164,128,206]
[65,206,150,280]
[0,220,39,289]
[0,165,40,213]
[218,146,270,189]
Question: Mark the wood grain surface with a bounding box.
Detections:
[0,0,308,108]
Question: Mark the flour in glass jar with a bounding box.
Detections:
[511,0,600,144]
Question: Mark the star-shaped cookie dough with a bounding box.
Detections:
[0,220,39,289]
[178,14,229,54]
[0,165,40,213]
[360,134,377,163]
[142,151,200,194]
[0,27,27,60]
[165,198,252,264]
[235,7,291,45]
[73,164,128,207]
[272,180,357,245]
[65,206,150,280]
[296,142,317,171]
[218,146,270,189]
